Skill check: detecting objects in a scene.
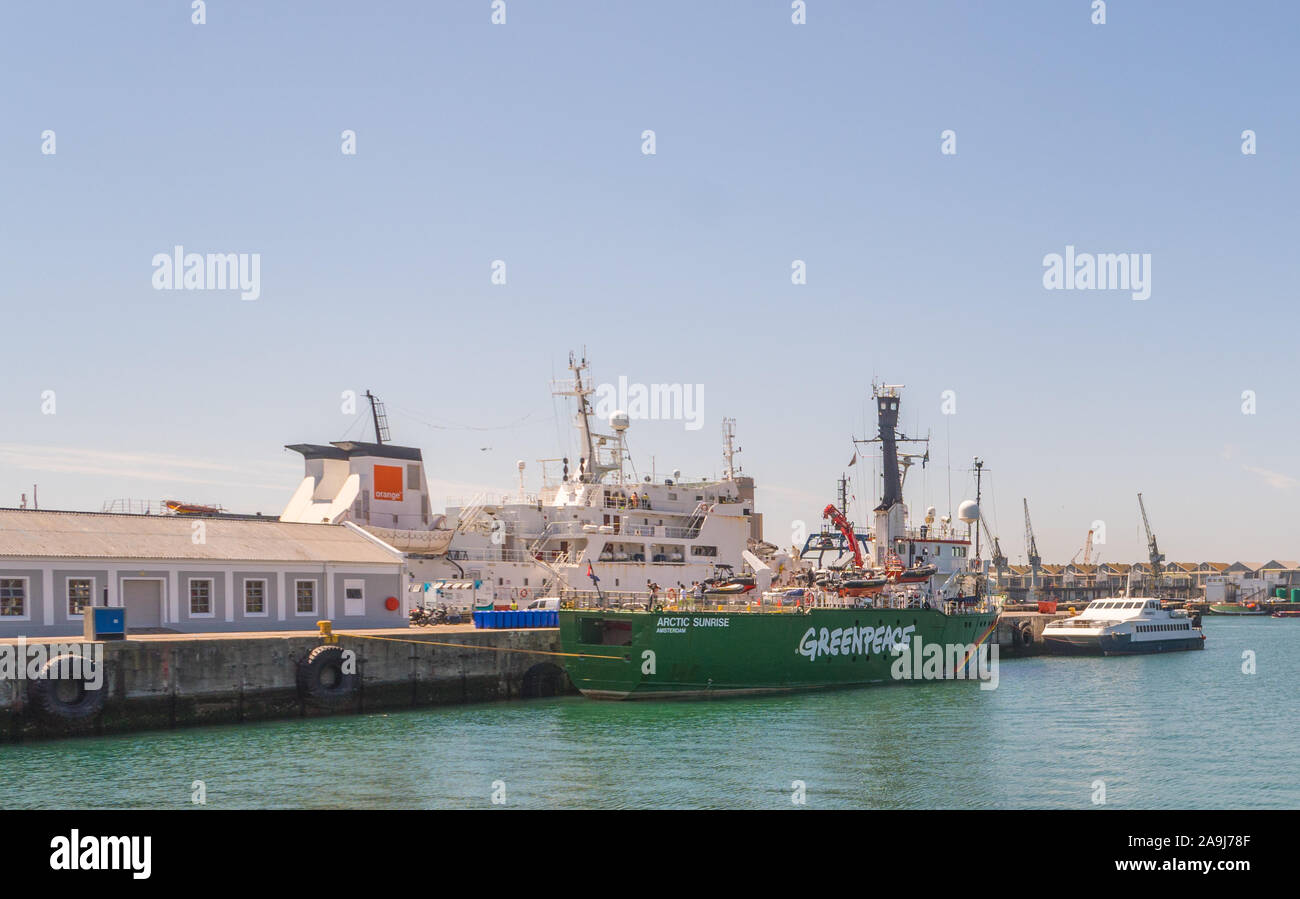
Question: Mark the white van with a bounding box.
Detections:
[525,597,560,611]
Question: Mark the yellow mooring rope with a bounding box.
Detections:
[330,628,627,662]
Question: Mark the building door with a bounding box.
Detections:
[121,579,163,627]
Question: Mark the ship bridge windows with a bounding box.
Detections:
[598,543,645,563]
[651,544,685,563]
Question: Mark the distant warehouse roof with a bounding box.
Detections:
[0,509,401,565]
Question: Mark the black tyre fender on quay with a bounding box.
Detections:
[1018,622,1035,646]
[26,653,107,721]
[297,644,359,707]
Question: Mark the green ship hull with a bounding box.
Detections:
[1207,603,1269,616]
[559,607,999,699]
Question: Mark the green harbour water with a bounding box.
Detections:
[1,618,1295,809]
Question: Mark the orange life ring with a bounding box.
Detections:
[666,588,678,600]
[520,588,529,600]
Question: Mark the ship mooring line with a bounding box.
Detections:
[958,618,1001,673]
[334,631,626,661]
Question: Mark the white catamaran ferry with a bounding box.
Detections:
[280,354,765,610]
[1042,597,1205,655]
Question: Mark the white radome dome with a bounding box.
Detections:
[957,500,979,523]
[609,411,630,431]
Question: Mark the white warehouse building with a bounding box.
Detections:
[0,509,406,639]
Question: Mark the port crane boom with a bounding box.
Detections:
[979,513,1008,581]
[1071,528,1095,566]
[1024,498,1041,600]
[1138,493,1164,589]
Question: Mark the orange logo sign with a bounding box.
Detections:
[373,464,404,502]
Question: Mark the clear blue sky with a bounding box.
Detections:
[2,1,1297,563]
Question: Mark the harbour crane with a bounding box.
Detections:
[1138,492,1164,591]
[1024,498,1041,601]
[1070,528,1095,566]
[979,513,1008,582]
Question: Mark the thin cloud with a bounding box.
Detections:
[0,443,293,491]
[1243,465,1298,491]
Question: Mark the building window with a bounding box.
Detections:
[67,578,93,616]
[190,579,213,615]
[1,578,27,617]
[295,580,316,615]
[244,579,267,615]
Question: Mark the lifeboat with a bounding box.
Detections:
[165,500,224,516]
[704,576,756,595]
[894,563,938,584]
[839,570,888,597]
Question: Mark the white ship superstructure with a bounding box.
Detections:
[795,383,979,601]
[281,355,761,609]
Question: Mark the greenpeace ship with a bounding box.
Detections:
[558,382,999,699]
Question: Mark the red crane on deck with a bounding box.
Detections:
[822,503,865,570]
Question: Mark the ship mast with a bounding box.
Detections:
[973,457,985,598]
[364,390,391,445]
[855,383,929,567]
[551,351,621,484]
[721,417,741,479]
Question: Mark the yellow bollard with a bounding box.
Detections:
[317,620,337,644]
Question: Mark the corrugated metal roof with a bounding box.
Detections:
[0,509,401,564]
